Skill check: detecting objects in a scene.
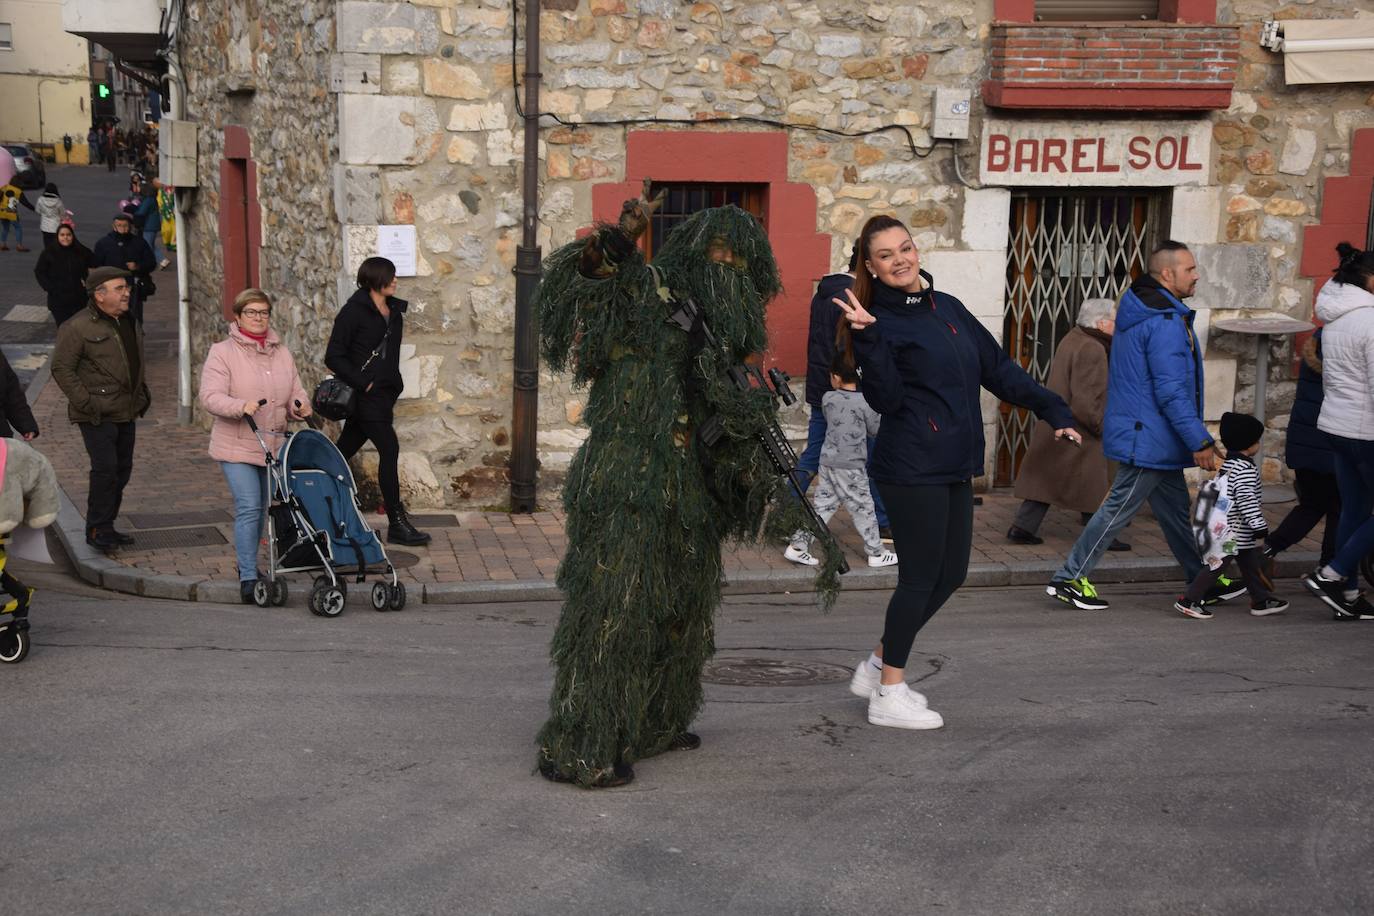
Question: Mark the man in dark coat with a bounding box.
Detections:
[90,213,156,324]
[1008,297,1128,550]
[50,266,151,551]
[0,351,39,440]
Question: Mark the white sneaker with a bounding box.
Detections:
[783,544,819,567]
[868,682,943,730]
[868,549,898,568]
[849,659,927,706]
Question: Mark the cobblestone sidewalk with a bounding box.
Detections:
[30,279,1324,605]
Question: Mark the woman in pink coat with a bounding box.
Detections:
[199,289,311,602]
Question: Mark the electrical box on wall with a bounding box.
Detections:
[159,118,199,187]
[932,87,972,140]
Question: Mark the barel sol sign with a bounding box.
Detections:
[979,119,1212,187]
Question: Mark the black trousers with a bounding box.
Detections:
[337,415,401,511]
[876,480,974,669]
[1183,547,1274,606]
[1267,468,1341,566]
[79,420,136,531]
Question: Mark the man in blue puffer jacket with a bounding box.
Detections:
[1048,241,1230,610]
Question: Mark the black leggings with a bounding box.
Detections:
[337,416,401,511]
[876,480,974,669]
[1267,468,1341,566]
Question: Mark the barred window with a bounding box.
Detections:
[644,182,767,260]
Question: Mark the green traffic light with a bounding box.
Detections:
[98,84,110,99]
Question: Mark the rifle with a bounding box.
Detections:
[668,295,850,575]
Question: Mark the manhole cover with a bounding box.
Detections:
[129,509,233,528]
[702,657,853,687]
[406,514,463,528]
[121,526,227,550]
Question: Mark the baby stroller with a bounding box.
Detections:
[245,403,406,616]
[0,535,33,663]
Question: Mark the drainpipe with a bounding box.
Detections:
[164,55,193,426]
[509,0,541,513]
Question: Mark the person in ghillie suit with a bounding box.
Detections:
[535,182,840,788]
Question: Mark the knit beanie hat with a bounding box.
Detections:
[1219,411,1264,452]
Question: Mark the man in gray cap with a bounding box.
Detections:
[90,212,155,324]
[50,266,151,551]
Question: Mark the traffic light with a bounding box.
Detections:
[98,83,111,99]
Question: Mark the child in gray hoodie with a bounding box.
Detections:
[785,356,898,569]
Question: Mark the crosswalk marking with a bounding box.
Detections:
[3,305,51,323]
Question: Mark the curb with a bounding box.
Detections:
[27,338,1327,607]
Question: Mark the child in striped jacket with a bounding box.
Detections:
[1176,412,1288,619]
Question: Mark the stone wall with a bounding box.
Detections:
[180,0,1374,505]
[179,0,341,414]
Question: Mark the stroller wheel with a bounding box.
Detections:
[270,579,289,607]
[387,581,407,611]
[315,575,347,600]
[252,578,272,608]
[370,581,389,612]
[313,584,346,618]
[307,587,324,616]
[0,628,29,663]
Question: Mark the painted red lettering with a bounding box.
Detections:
[1095,138,1120,173]
[987,134,1010,171]
[1155,137,1179,170]
[1127,136,1152,170]
[1071,138,1094,172]
[1014,139,1038,172]
[1041,138,1068,173]
[1178,136,1203,171]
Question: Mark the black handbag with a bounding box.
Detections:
[311,327,389,421]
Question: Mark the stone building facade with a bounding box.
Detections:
[175,0,1374,507]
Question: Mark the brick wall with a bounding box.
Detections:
[985,23,1240,110]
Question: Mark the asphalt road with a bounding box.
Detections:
[5,556,1372,916]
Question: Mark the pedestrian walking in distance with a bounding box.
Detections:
[836,215,1079,731]
[33,223,93,327]
[784,353,897,570]
[1008,297,1128,550]
[1175,412,1288,619]
[199,289,313,603]
[49,267,151,552]
[325,256,431,547]
[34,183,66,249]
[1302,243,1374,620]
[90,213,156,325]
[0,178,34,252]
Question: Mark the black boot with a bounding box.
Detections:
[386,504,432,547]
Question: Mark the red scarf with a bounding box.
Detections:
[238,326,268,345]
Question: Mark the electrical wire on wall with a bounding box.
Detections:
[511,0,941,161]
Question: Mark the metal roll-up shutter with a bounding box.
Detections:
[1034,0,1159,21]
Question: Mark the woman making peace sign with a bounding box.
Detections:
[837,215,1080,731]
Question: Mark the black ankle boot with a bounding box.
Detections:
[386,504,432,546]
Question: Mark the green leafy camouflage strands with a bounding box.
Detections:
[534,206,840,787]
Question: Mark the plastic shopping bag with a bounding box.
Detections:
[1191,472,1236,570]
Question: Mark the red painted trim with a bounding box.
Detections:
[1158,0,1217,23]
[590,131,830,373]
[993,0,1035,22]
[224,124,251,159]
[218,127,262,318]
[982,81,1232,110]
[1352,128,1374,178]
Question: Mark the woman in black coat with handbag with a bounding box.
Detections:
[33,223,93,326]
[324,256,430,546]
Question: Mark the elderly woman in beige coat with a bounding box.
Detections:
[1008,298,1128,549]
[199,288,311,602]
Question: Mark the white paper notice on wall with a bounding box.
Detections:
[377,225,418,277]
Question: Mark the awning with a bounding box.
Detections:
[1273,20,1374,85]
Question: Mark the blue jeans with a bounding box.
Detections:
[1328,435,1374,588]
[142,225,162,261]
[221,461,268,582]
[794,405,887,527]
[1053,464,1202,584]
[0,220,22,244]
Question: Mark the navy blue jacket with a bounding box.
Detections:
[851,272,1075,486]
[1102,275,1213,470]
[804,273,852,408]
[1284,330,1332,475]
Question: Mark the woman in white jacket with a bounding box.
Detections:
[34,183,65,248]
[1303,242,1374,619]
